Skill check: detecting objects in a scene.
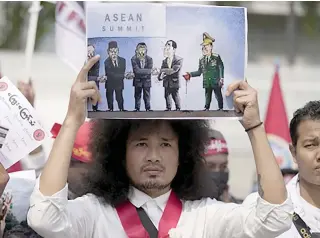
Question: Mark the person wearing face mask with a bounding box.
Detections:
[204,129,243,204]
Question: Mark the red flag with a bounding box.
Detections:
[265,65,290,142]
[265,64,297,171]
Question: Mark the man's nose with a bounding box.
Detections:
[146,146,160,162]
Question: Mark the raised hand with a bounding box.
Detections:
[65,55,101,128]
[226,80,261,130]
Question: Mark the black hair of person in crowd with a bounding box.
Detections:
[83,119,219,207]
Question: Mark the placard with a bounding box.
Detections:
[0,76,48,169]
[86,3,247,119]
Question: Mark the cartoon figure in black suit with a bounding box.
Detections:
[158,40,183,111]
[131,42,153,112]
[104,41,126,111]
[87,44,100,111]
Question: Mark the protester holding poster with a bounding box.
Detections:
[27,55,293,238]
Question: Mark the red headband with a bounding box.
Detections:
[51,122,92,163]
[204,139,228,156]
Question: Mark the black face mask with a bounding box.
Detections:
[210,171,229,199]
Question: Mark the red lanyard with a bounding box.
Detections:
[116,191,182,238]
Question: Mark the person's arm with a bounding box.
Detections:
[161,58,183,76]
[39,55,100,195]
[218,55,224,79]
[227,80,287,204]
[27,56,101,237]
[248,125,288,203]
[189,59,202,78]
[131,57,152,74]
[39,119,78,195]
[158,60,165,81]
[203,80,293,237]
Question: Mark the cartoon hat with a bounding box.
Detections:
[51,121,93,163]
[204,129,229,156]
[108,41,118,50]
[201,32,215,46]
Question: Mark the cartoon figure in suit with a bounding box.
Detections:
[87,44,100,111]
[158,40,183,111]
[104,41,126,111]
[184,32,224,111]
[131,42,153,112]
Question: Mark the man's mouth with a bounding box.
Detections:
[144,167,162,172]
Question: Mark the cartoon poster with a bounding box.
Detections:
[86,3,247,119]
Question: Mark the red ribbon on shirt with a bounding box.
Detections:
[116,191,182,238]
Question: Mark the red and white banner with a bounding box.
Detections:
[55,1,86,72]
[265,64,297,171]
[204,139,229,156]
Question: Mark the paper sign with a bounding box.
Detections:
[0,76,48,169]
[86,3,247,119]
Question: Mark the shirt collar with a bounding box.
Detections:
[128,186,171,212]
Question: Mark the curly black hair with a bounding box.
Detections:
[289,101,320,147]
[83,119,218,207]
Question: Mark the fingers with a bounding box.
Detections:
[234,95,251,113]
[81,81,101,103]
[77,55,100,83]
[81,81,97,90]
[226,80,251,96]
[81,89,100,105]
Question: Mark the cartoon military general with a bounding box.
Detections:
[183,32,224,111]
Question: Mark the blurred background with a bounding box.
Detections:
[0,1,319,200]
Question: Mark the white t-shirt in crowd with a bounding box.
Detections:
[276,174,320,237]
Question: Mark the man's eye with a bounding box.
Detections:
[161,143,171,147]
[136,142,147,147]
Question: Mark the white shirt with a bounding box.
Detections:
[276,174,320,237]
[27,178,293,238]
[140,59,145,69]
[167,57,173,69]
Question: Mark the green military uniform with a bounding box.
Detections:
[189,32,224,110]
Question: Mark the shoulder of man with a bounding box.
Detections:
[211,53,220,58]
